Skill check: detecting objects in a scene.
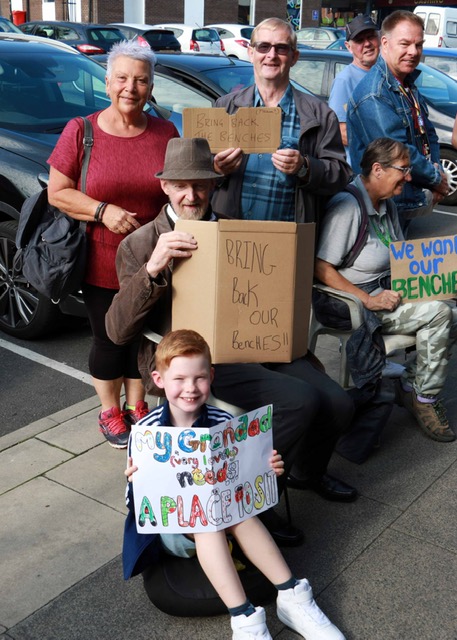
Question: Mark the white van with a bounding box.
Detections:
[414,6,457,48]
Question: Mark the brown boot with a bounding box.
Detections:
[411,393,456,443]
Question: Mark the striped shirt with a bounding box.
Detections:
[240,84,301,221]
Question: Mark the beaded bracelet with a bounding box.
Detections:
[94,201,108,223]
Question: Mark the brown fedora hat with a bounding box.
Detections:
[155,137,221,180]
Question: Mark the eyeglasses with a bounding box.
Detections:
[388,164,412,176]
[251,42,294,55]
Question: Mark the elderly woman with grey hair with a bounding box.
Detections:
[315,137,456,456]
[48,40,179,448]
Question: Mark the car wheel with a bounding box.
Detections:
[441,147,457,206]
[0,220,60,339]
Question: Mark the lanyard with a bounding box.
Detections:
[370,216,392,248]
[396,80,431,157]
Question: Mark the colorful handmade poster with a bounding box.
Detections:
[131,405,277,534]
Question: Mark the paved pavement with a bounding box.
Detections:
[2,336,457,640]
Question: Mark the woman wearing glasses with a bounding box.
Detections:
[315,138,456,456]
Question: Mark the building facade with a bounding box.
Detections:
[4,0,457,31]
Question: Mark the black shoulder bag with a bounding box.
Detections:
[15,117,93,303]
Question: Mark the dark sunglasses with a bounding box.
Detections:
[251,42,294,55]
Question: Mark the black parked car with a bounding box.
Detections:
[19,20,124,54]
[110,23,181,52]
[289,49,457,205]
[0,33,172,339]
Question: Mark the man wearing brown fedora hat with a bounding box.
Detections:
[107,136,357,547]
[107,137,221,368]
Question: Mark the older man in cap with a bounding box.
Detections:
[328,14,380,163]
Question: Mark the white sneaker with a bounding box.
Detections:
[277,578,345,640]
[231,606,272,639]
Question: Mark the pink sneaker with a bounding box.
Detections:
[123,401,149,426]
[98,406,129,449]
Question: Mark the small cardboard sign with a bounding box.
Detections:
[182,106,281,153]
[131,406,277,534]
[390,235,457,301]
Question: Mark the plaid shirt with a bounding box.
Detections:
[240,84,301,221]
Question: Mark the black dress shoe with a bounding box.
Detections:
[258,508,305,547]
[287,473,358,503]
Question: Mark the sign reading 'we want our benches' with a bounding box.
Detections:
[390,235,457,302]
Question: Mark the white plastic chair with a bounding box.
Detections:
[309,284,416,388]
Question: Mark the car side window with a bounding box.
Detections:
[423,55,457,80]
[416,67,451,104]
[335,62,347,76]
[446,20,457,36]
[289,59,327,97]
[425,13,440,35]
[152,74,212,112]
[20,24,35,34]
[315,31,331,42]
[218,29,232,38]
[41,25,56,39]
[58,26,79,41]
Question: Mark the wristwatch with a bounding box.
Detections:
[297,155,309,179]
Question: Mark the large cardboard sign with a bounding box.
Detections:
[172,220,315,363]
[131,406,277,534]
[182,106,281,153]
[390,235,457,302]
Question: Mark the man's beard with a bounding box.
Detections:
[179,204,207,220]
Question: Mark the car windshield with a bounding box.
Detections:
[0,49,110,132]
[194,28,220,43]
[200,65,254,93]
[417,62,457,117]
[86,27,125,45]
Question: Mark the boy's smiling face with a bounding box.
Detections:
[152,354,214,427]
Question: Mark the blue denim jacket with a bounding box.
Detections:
[347,56,441,213]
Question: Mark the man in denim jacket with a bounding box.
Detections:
[347,10,449,231]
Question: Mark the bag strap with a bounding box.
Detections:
[340,183,369,269]
[80,116,93,195]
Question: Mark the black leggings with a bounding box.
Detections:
[83,284,141,381]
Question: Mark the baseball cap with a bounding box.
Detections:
[346,15,379,41]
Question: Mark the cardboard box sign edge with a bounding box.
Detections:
[172,219,315,364]
[182,106,281,154]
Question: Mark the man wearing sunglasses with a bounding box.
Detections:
[212,17,351,226]
[347,10,449,233]
[209,19,358,524]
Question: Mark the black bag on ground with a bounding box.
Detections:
[141,540,276,617]
[15,117,93,303]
